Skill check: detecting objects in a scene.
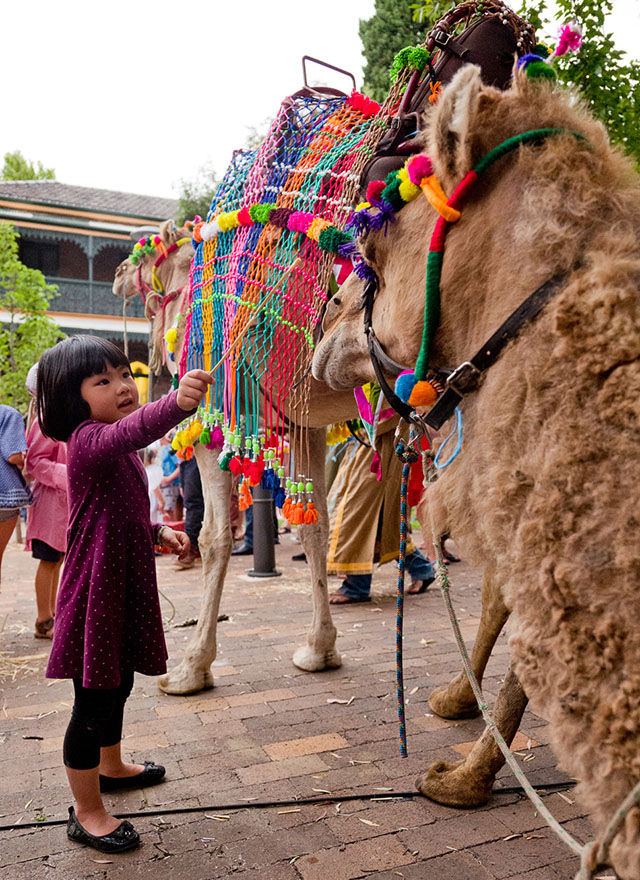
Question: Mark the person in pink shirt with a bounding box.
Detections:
[25,363,68,639]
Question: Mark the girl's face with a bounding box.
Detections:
[80,362,139,424]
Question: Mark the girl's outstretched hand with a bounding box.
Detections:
[176,369,213,411]
[160,527,191,560]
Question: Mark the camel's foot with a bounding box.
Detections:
[157,661,214,696]
[293,643,342,672]
[429,684,481,719]
[416,759,493,808]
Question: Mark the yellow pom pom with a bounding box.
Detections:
[307,217,330,241]
[408,380,438,407]
[398,167,410,182]
[171,436,180,451]
[354,201,371,212]
[398,179,421,203]
[165,327,178,345]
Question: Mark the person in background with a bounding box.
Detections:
[158,433,182,522]
[144,448,164,523]
[175,454,203,570]
[0,404,33,585]
[327,418,435,604]
[24,364,68,639]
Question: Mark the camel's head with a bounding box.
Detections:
[112,218,193,304]
[313,63,607,393]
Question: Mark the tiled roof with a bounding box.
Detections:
[0,181,177,220]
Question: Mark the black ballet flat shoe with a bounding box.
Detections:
[99,761,166,792]
[291,551,307,562]
[66,807,140,853]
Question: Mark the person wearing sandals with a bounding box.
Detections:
[0,404,33,585]
[37,336,211,854]
[24,363,68,640]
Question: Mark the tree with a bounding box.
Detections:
[359,0,429,103]
[176,161,220,226]
[2,150,55,181]
[0,223,64,414]
[407,0,640,166]
[519,0,640,165]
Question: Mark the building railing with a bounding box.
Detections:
[45,277,147,319]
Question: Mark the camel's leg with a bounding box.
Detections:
[292,427,342,671]
[158,447,232,695]
[417,665,528,807]
[429,565,509,718]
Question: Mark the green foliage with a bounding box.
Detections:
[2,150,55,181]
[176,160,220,226]
[359,0,430,103]
[521,0,640,166]
[0,223,64,413]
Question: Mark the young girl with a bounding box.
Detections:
[37,335,211,854]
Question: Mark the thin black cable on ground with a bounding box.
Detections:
[0,781,574,832]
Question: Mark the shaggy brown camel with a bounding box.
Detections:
[312,65,640,878]
[113,224,359,695]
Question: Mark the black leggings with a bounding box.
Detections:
[63,671,134,770]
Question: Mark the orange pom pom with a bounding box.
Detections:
[408,380,438,407]
[239,480,253,511]
[282,497,293,520]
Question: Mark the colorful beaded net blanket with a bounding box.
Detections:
[174,84,402,523]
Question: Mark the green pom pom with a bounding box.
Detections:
[526,60,556,81]
[171,375,179,390]
[317,226,352,254]
[408,47,430,70]
[381,176,404,212]
[533,42,551,59]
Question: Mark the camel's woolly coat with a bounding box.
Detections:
[314,67,640,878]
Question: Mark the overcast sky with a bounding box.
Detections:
[5,0,639,201]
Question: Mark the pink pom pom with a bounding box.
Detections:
[287,212,314,233]
[153,235,161,245]
[555,21,582,57]
[138,237,147,246]
[366,180,385,204]
[237,207,253,226]
[407,155,433,185]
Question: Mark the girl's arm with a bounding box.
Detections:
[7,452,24,468]
[73,371,211,466]
[74,393,190,466]
[26,426,66,492]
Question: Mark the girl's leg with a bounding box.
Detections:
[64,681,122,836]
[0,516,18,584]
[98,671,145,778]
[34,559,62,626]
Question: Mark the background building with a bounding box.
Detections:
[0,181,177,370]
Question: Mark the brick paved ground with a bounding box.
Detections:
[0,531,602,880]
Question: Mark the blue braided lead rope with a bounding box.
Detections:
[395,435,420,758]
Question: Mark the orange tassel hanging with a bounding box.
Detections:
[303,501,319,524]
[282,496,293,521]
[239,479,253,511]
[290,501,305,525]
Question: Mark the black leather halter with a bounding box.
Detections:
[360,278,418,424]
[361,269,572,430]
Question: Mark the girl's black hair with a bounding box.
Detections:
[37,336,131,441]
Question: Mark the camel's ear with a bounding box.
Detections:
[429,65,486,183]
[159,218,178,247]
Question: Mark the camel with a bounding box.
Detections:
[312,64,640,878]
[113,225,360,695]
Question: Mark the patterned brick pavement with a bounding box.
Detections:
[0,532,602,879]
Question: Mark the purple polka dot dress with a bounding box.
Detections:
[46,392,189,689]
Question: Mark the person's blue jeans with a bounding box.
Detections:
[180,458,204,553]
[337,549,435,601]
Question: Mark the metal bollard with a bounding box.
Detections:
[248,484,281,578]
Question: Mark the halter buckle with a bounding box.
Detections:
[446,361,483,396]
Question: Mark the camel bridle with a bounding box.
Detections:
[359,128,584,432]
